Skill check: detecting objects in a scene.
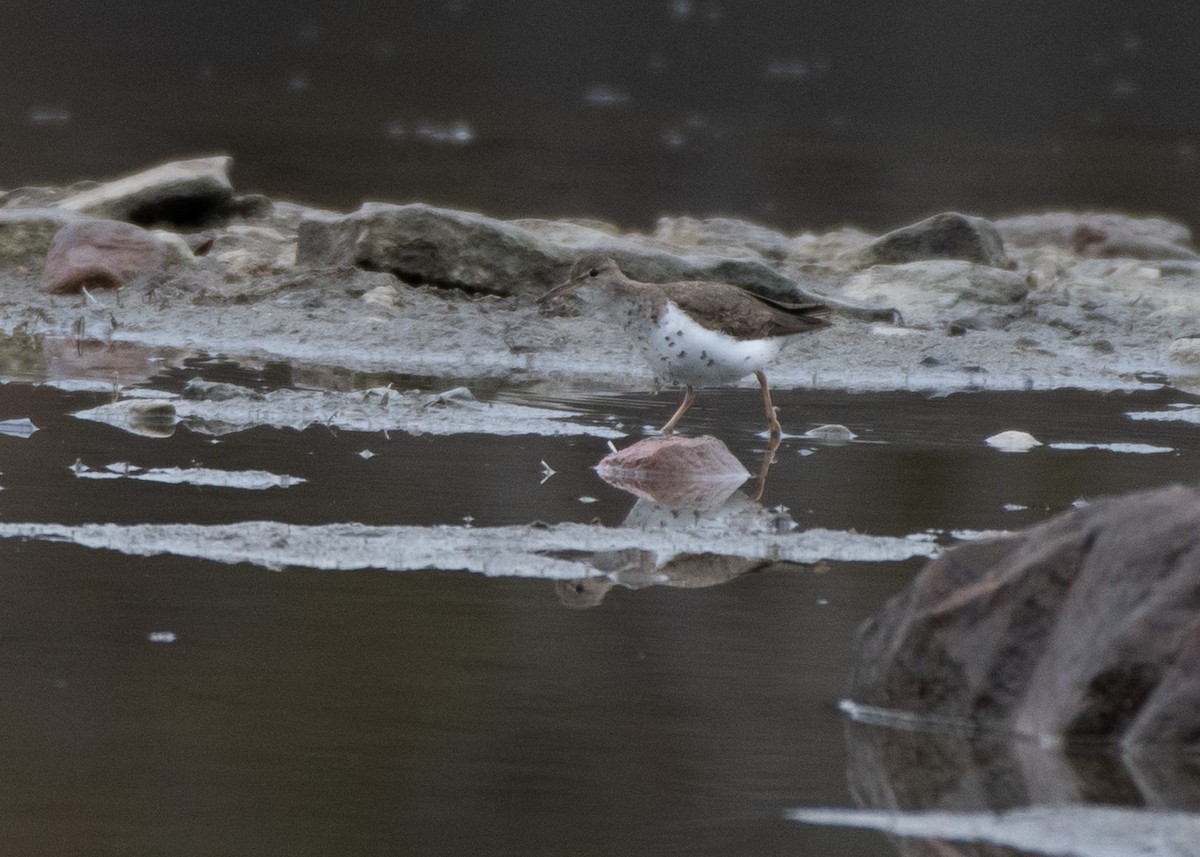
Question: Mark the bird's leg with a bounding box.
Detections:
[747,433,781,502]
[756,370,783,436]
[660,385,695,435]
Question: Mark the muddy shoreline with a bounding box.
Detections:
[3,156,1199,403]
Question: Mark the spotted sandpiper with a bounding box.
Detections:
[542,256,831,435]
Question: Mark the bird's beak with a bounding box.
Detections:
[538,276,578,304]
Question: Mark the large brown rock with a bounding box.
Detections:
[847,483,1200,749]
[40,220,168,293]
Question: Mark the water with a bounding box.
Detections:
[2,366,1200,855]
[4,3,1200,232]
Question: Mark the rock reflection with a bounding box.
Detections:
[786,715,1200,856]
[42,336,169,386]
[558,434,797,607]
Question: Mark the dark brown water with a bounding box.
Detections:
[1,372,1200,855]
[4,3,1200,232]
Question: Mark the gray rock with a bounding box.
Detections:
[996,211,1198,260]
[58,156,234,226]
[859,212,1012,269]
[847,483,1200,750]
[839,260,1028,325]
[653,216,792,260]
[510,217,621,238]
[1,181,100,209]
[182,379,264,401]
[209,224,297,277]
[0,208,90,269]
[41,219,168,293]
[297,203,557,296]
[297,202,815,301]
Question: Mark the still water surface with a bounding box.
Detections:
[0,373,1198,855]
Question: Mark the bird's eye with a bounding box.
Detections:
[588,268,599,278]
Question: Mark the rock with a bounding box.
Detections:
[1,181,100,209]
[58,156,234,226]
[996,211,1198,260]
[40,220,168,294]
[803,424,857,442]
[182,379,264,402]
[858,212,1012,269]
[0,208,90,269]
[1169,337,1200,366]
[985,429,1042,452]
[209,224,297,276]
[787,227,875,266]
[839,260,1028,325]
[653,216,792,260]
[596,435,750,511]
[362,283,403,308]
[150,230,196,268]
[297,203,560,296]
[847,484,1200,749]
[510,218,621,239]
[297,202,813,301]
[224,193,273,220]
[426,386,478,406]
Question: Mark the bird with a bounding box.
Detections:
[541,255,831,436]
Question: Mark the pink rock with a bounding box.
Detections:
[40,219,167,294]
[596,435,749,511]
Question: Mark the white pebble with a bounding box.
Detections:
[985,430,1042,452]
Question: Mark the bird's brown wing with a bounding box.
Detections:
[658,281,831,340]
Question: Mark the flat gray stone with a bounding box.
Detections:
[653,216,793,260]
[839,260,1028,325]
[58,155,234,225]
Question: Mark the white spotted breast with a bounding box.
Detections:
[632,301,787,386]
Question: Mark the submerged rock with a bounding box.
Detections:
[57,155,234,226]
[847,483,1200,749]
[996,211,1198,260]
[803,423,857,442]
[858,212,1012,269]
[40,219,169,293]
[596,435,750,511]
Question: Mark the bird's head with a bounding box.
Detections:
[540,255,624,304]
